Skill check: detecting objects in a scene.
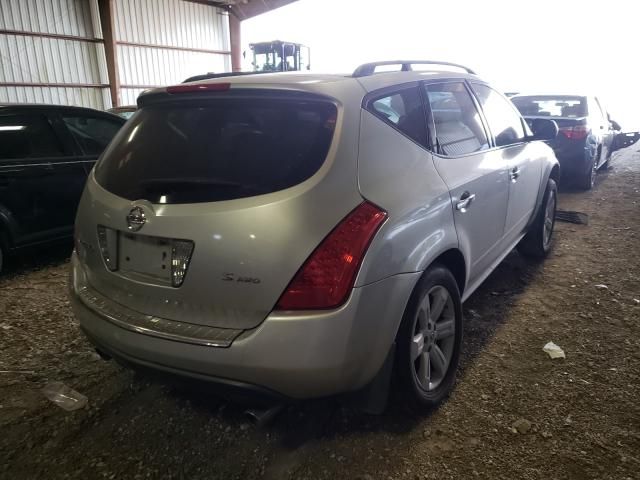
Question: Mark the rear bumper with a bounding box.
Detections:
[553,138,597,179]
[70,253,419,399]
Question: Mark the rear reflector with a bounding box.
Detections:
[275,202,387,310]
[97,226,118,271]
[167,83,230,94]
[171,240,195,287]
[559,125,589,140]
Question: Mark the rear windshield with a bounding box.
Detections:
[511,95,587,118]
[94,96,337,204]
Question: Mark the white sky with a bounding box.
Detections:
[242,0,640,130]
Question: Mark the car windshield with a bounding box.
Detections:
[511,95,587,118]
[95,95,337,204]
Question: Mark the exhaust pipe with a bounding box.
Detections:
[244,404,284,427]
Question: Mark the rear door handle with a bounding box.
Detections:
[456,192,476,212]
[510,167,521,182]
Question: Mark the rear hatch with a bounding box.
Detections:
[75,84,363,330]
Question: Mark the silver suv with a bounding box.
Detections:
[70,61,559,410]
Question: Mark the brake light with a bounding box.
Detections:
[166,83,230,94]
[559,125,589,140]
[275,202,387,310]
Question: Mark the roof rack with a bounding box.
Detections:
[352,60,476,77]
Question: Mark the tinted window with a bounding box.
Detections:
[370,87,427,146]
[0,114,65,160]
[424,82,488,156]
[62,115,123,155]
[472,84,526,147]
[95,96,337,204]
[511,95,587,118]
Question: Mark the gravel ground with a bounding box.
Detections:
[1,145,639,480]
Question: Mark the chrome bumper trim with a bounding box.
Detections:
[76,286,242,347]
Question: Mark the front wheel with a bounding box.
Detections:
[518,178,557,259]
[396,265,463,410]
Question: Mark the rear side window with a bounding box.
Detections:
[62,115,123,155]
[0,114,65,160]
[95,96,337,204]
[471,84,526,147]
[369,87,427,146]
[424,82,489,156]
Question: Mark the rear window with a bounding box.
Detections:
[511,95,587,118]
[95,96,337,204]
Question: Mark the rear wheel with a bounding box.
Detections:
[580,150,598,190]
[518,178,557,258]
[396,265,463,410]
[601,147,612,169]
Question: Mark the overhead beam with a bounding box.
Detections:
[230,0,298,21]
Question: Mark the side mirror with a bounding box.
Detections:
[610,119,622,131]
[529,118,558,141]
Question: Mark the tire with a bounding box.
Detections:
[0,232,6,275]
[580,150,598,190]
[396,264,463,410]
[601,148,612,169]
[518,178,557,259]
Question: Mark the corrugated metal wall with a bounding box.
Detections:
[0,0,231,109]
[114,0,230,105]
[0,0,110,109]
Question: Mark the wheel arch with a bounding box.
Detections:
[429,248,467,297]
[525,158,560,232]
[400,248,467,325]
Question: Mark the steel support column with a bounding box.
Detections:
[98,0,120,107]
[229,12,242,72]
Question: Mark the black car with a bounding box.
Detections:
[0,104,125,272]
[511,94,619,190]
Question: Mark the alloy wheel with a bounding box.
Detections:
[411,285,456,391]
[543,189,556,249]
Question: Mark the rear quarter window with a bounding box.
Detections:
[95,96,337,204]
[62,115,123,155]
[368,86,427,146]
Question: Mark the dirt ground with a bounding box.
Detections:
[1,145,639,480]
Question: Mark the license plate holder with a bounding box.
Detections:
[118,232,173,283]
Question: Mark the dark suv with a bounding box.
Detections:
[511,94,619,189]
[0,105,125,272]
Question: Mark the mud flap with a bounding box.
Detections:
[352,344,395,415]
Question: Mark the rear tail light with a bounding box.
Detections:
[97,226,118,271]
[171,240,194,287]
[559,125,589,140]
[275,202,387,310]
[167,83,230,94]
